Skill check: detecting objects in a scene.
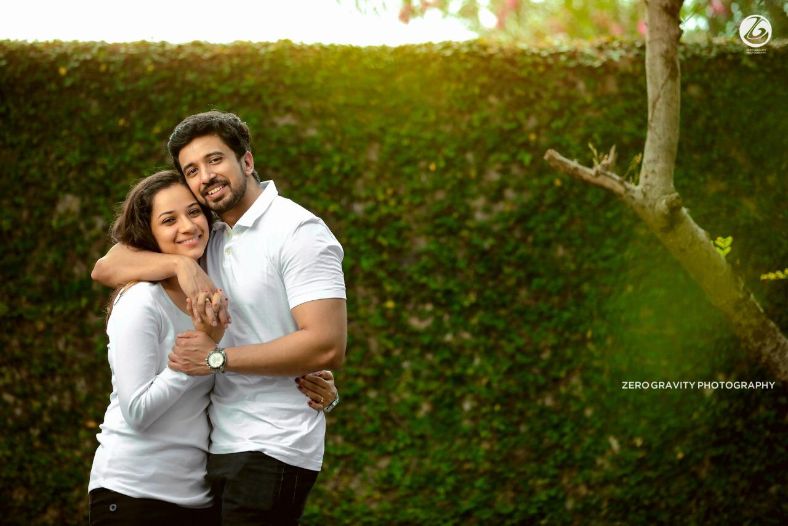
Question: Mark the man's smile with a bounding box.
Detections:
[205,183,227,198]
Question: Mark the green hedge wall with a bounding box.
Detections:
[0,40,786,524]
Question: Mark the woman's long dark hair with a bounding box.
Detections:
[105,170,213,322]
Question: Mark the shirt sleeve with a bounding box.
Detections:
[281,217,346,310]
[107,285,198,432]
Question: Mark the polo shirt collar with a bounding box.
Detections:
[213,180,278,232]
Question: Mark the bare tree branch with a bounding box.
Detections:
[543,149,634,198]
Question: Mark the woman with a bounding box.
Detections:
[89,170,336,525]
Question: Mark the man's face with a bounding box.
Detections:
[178,134,250,215]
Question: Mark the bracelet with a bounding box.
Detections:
[323,392,340,413]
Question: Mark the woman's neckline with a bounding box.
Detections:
[159,277,189,316]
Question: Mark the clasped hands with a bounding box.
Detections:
[168,288,230,376]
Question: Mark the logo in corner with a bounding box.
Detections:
[739,15,772,49]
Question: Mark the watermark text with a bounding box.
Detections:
[621,380,776,390]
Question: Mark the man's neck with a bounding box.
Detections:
[220,181,263,228]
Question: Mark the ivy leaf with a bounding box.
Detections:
[713,236,733,257]
[714,236,733,248]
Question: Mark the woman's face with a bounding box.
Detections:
[150,184,209,260]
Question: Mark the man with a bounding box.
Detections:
[92,111,347,524]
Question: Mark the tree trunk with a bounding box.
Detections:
[544,0,788,381]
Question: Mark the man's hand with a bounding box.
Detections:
[169,331,216,376]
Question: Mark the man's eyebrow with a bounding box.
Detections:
[202,150,224,160]
[182,151,223,170]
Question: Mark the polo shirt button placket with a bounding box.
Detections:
[224,229,233,256]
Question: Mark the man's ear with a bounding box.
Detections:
[242,151,255,176]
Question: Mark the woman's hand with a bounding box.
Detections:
[296,370,338,412]
[176,258,230,328]
[186,290,229,343]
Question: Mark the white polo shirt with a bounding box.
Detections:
[206,180,346,471]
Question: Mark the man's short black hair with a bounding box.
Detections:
[168,110,259,180]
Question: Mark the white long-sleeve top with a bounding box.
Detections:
[89,282,214,508]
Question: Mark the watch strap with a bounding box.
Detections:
[323,392,340,413]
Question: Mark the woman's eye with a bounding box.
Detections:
[210,156,221,164]
[189,208,201,216]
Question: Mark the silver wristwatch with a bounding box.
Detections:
[206,347,227,373]
[323,392,340,413]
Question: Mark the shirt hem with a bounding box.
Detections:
[87,479,213,508]
[209,443,323,471]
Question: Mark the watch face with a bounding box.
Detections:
[208,352,224,368]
